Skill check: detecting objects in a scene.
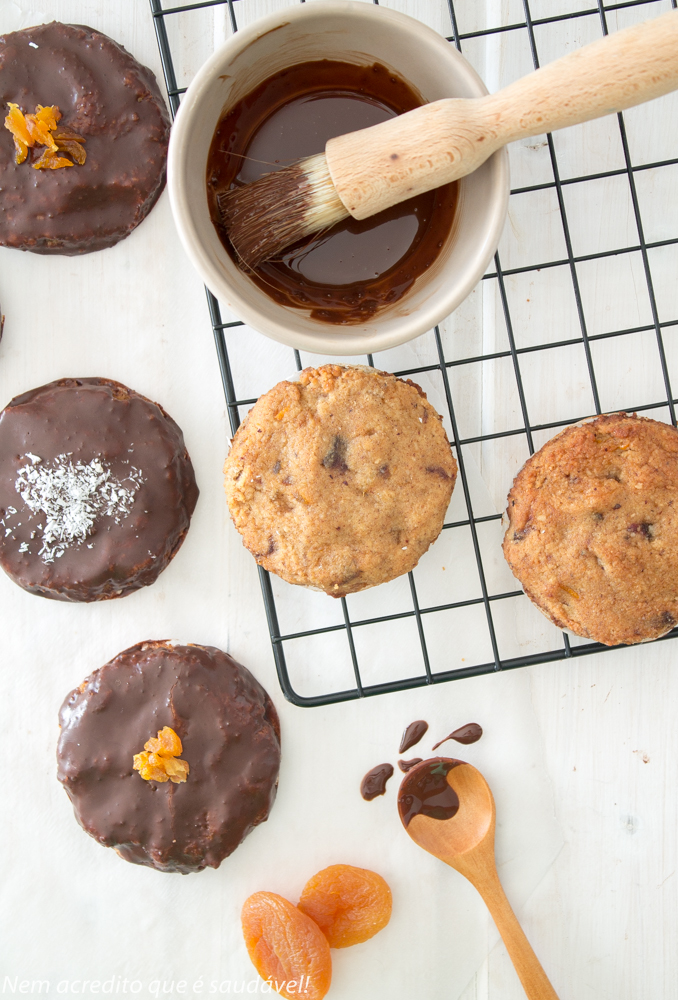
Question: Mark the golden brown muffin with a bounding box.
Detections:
[224,365,457,597]
[503,413,678,645]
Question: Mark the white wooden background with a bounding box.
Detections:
[1,1,677,999]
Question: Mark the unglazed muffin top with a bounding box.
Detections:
[224,365,457,597]
[503,413,678,645]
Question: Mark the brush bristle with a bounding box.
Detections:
[218,153,348,269]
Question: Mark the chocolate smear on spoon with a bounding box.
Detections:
[397,758,462,827]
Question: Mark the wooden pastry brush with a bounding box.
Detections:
[220,9,678,269]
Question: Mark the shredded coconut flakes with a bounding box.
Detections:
[13,454,144,563]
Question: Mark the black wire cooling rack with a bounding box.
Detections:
[150,0,678,706]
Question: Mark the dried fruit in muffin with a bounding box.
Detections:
[242,891,332,1000]
[298,865,392,948]
[133,726,189,784]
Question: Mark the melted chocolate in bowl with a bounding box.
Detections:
[207,61,458,324]
[398,757,463,827]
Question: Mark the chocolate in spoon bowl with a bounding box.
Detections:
[397,757,463,827]
[398,759,560,1000]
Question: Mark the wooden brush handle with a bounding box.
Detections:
[326,8,678,220]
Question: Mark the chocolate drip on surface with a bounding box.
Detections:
[398,758,423,772]
[361,763,394,801]
[207,61,458,324]
[398,757,462,827]
[431,723,483,750]
[399,719,429,754]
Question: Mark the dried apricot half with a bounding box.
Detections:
[242,891,332,1000]
[298,864,392,948]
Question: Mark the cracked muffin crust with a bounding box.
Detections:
[503,413,678,645]
[57,641,281,874]
[223,365,457,597]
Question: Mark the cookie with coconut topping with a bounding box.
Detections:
[0,378,198,601]
[223,365,456,596]
[503,413,678,646]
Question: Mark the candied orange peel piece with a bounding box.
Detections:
[4,102,86,168]
[133,726,189,784]
[53,129,87,165]
[33,148,74,170]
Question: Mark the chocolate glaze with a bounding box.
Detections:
[57,641,281,874]
[361,763,394,801]
[0,22,170,254]
[398,757,462,827]
[0,378,198,601]
[398,758,423,773]
[399,719,429,754]
[432,723,483,750]
[207,61,458,323]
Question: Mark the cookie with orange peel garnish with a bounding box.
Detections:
[0,21,169,253]
[503,413,678,645]
[57,641,281,873]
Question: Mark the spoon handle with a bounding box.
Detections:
[455,857,560,1000]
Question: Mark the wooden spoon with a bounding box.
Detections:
[398,758,559,1000]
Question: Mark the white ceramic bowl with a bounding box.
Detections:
[168,1,509,356]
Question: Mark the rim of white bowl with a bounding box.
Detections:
[168,0,509,356]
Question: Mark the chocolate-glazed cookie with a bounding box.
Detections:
[57,641,282,874]
[0,22,170,254]
[0,377,198,601]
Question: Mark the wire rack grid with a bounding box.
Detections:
[150,0,678,706]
